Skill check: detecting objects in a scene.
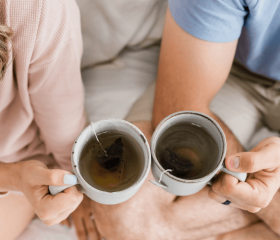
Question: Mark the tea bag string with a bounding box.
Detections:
[158,169,173,184]
[91,122,108,156]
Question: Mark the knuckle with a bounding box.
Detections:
[247,206,261,213]
[246,154,258,172]
[257,198,270,209]
[79,192,84,202]
[71,192,83,204]
[72,194,80,203]
[220,181,234,196]
[43,220,54,226]
[37,210,51,220]
[212,182,221,194]
[48,170,59,184]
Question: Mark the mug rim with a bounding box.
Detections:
[71,119,151,196]
[151,111,227,183]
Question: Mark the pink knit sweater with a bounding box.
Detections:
[0,0,86,170]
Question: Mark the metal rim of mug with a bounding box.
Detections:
[151,111,227,183]
[71,119,151,196]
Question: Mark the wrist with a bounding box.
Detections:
[0,162,24,192]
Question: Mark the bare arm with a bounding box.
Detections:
[152,8,243,156]
[154,12,280,214]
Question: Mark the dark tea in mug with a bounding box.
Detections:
[79,130,143,192]
[156,122,220,180]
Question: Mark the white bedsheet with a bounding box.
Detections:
[16,219,78,240]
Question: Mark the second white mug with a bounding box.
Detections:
[150,111,247,196]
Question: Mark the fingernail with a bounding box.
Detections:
[231,157,240,169]
[64,174,77,185]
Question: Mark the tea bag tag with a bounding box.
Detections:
[149,169,172,189]
[91,122,108,156]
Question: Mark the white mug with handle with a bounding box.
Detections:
[49,119,151,205]
[150,111,247,196]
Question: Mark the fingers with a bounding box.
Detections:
[208,188,260,212]
[225,138,280,173]
[19,160,83,227]
[43,198,82,226]
[84,215,99,240]
[72,196,100,240]
[72,205,88,240]
[210,172,277,212]
[36,186,83,220]
[35,168,77,186]
[217,137,280,213]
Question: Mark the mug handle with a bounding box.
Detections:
[220,162,247,182]
[49,180,82,196]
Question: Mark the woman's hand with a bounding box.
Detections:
[209,137,280,213]
[16,160,83,225]
[71,195,101,240]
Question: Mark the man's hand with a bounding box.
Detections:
[209,137,280,213]
[72,195,101,240]
[16,160,83,225]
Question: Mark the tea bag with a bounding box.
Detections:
[94,137,124,172]
[162,148,194,177]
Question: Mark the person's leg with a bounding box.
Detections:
[0,193,34,240]
[217,222,280,240]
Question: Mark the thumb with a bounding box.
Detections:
[225,144,280,173]
[35,168,77,186]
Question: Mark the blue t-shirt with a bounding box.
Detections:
[169,0,280,81]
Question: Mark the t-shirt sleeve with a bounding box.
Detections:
[28,0,86,170]
[169,0,248,42]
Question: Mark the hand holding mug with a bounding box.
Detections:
[209,137,280,213]
[49,119,151,205]
[17,160,83,225]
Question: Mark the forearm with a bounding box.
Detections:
[0,162,22,192]
[255,190,280,236]
[152,8,241,156]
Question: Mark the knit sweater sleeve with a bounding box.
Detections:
[28,0,86,170]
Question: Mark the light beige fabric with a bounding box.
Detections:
[77,0,168,123]
[76,0,168,69]
[210,62,280,150]
[125,80,156,123]
[83,46,160,123]
[0,0,86,170]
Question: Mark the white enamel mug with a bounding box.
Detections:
[150,111,247,196]
[49,119,151,205]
